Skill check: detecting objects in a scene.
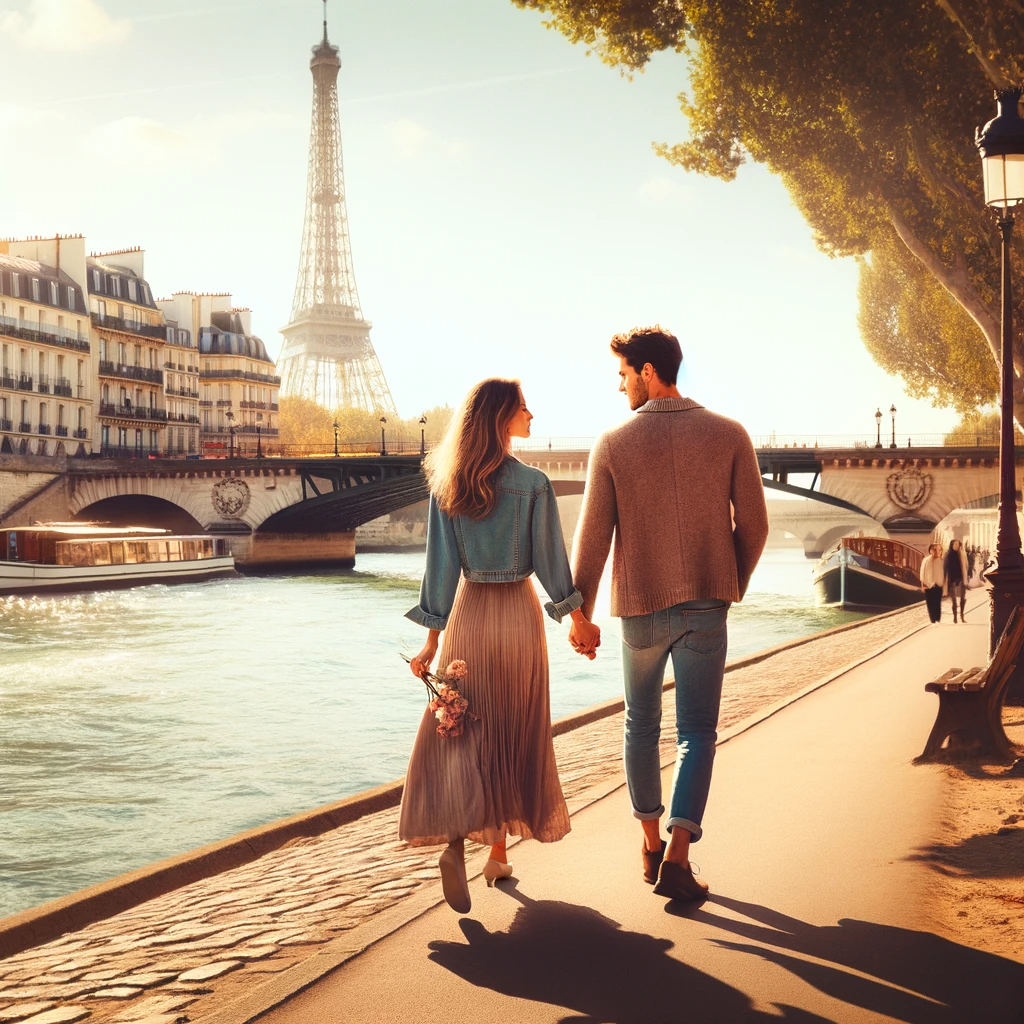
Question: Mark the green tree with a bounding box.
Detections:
[514,0,1024,417]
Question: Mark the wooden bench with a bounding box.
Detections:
[917,606,1024,763]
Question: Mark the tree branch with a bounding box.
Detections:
[934,0,1012,87]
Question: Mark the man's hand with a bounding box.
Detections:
[569,612,601,661]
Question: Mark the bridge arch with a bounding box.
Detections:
[73,494,205,534]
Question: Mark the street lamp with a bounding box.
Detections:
[889,404,897,449]
[333,419,340,458]
[226,410,236,460]
[379,415,387,456]
[977,86,1024,695]
[419,414,427,456]
[874,408,883,449]
[256,412,263,460]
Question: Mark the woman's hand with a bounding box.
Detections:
[410,629,440,678]
[569,610,600,661]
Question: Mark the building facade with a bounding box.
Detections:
[0,236,93,456]
[155,294,202,456]
[164,294,279,457]
[87,249,168,458]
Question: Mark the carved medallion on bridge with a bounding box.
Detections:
[212,478,251,519]
[885,465,933,511]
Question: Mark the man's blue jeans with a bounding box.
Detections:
[620,600,729,841]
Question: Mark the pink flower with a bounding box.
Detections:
[445,660,468,682]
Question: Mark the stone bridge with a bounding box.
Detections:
[0,453,427,567]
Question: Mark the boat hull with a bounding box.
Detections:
[0,556,236,596]
[813,562,924,612]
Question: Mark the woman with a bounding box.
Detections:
[920,543,944,624]
[401,378,600,913]
[944,539,969,623]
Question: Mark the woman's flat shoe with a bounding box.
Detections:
[642,840,666,884]
[482,859,514,886]
[438,847,472,913]
[652,860,709,903]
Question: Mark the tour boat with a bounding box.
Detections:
[0,524,235,596]
[812,536,925,611]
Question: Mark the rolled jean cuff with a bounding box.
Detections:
[666,816,702,842]
[632,805,664,822]
[404,606,448,631]
[544,588,584,623]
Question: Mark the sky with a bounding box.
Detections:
[0,0,966,441]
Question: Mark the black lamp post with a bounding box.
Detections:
[256,412,263,459]
[889,404,897,449]
[379,415,387,457]
[874,408,883,449]
[419,415,427,456]
[226,410,236,460]
[977,86,1024,700]
[333,420,339,458]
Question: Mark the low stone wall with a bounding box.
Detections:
[0,456,69,524]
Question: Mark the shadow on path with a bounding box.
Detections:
[908,826,1024,879]
[428,887,831,1024]
[692,895,1024,1024]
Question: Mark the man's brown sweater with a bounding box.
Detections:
[571,397,769,619]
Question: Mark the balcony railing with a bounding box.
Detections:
[239,401,279,411]
[0,418,10,432]
[166,387,199,398]
[0,374,13,390]
[37,424,51,435]
[204,426,280,437]
[17,376,33,391]
[167,413,201,424]
[53,378,73,397]
[18,421,31,433]
[216,399,233,407]
[99,403,169,423]
[91,312,167,341]
[98,361,164,385]
[0,315,90,353]
[73,427,88,439]
[37,376,50,394]
[99,445,162,459]
[55,425,68,437]
[199,400,212,407]
[200,369,281,385]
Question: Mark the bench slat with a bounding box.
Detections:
[931,667,962,686]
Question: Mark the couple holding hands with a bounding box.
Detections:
[401,326,769,914]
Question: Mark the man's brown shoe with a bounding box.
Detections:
[652,860,709,902]
[642,841,665,884]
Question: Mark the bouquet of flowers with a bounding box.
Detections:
[401,656,480,738]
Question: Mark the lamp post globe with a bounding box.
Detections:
[977,87,1024,700]
[419,415,427,456]
[333,420,339,458]
[889,404,897,449]
[874,408,883,449]
[379,415,387,457]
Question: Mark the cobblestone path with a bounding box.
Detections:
[0,604,930,1023]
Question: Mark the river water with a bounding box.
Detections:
[0,546,864,918]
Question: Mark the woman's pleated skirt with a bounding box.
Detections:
[399,578,571,848]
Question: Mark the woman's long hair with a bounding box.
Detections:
[425,378,521,519]
[945,539,962,571]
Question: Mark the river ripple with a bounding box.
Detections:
[0,546,863,917]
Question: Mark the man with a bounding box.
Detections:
[569,326,768,902]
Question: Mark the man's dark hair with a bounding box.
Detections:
[609,326,682,385]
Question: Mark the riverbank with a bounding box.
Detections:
[0,598,965,1023]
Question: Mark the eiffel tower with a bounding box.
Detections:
[278,1,397,414]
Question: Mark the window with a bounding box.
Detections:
[38,402,46,425]
[101,384,110,403]
[57,315,64,332]
[67,286,75,309]
[110,277,121,298]
[49,281,58,305]
[133,345,141,367]
[149,429,157,451]
[117,342,126,364]
[11,273,19,298]
[91,269,101,292]
[135,428,143,450]
[78,407,85,430]
[118,427,127,447]
[96,299,106,318]
[75,319,81,337]
[57,404,65,427]
[127,279,137,302]
[101,425,110,447]
[31,279,40,302]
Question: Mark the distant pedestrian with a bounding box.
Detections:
[967,545,977,582]
[572,325,769,904]
[945,540,969,622]
[920,543,945,623]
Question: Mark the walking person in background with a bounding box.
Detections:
[920,543,945,624]
[571,326,769,903]
[945,539,969,622]
[402,378,600,914]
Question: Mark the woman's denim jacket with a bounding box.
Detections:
[406,459,584,630]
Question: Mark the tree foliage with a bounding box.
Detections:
[514,0,1024,415]
[277,396,453,450]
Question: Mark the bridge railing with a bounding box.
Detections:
[751,433,1001,450]
[511,437,596,452]
[205,440,434,459]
